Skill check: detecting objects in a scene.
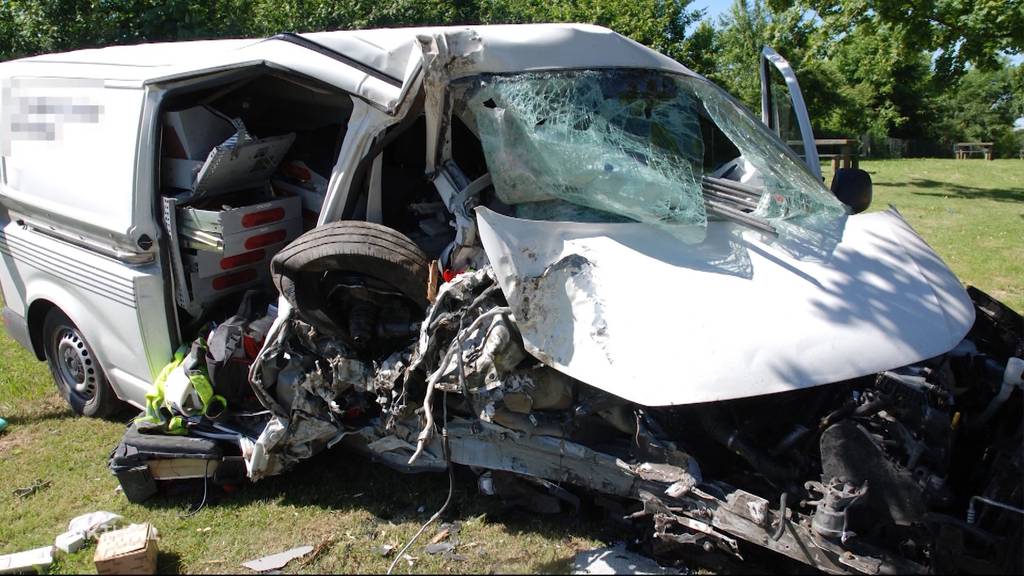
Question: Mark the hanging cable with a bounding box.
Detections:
[179,459,211,518]
[388,391,455,575]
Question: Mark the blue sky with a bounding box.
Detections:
[690,0,733,26]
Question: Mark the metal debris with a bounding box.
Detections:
[376,544,396,557]
[424,542,455,555]
[240,545,313,572]
[572,547,682,575]
[12,478,50,499]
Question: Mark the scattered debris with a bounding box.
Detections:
[240,545,313,572]
[0,546,53,574]
[299,535,336,567]
[376,544,397,557]
[54,530,86,554]
[12,479,51,499]
[94,523,159,575]
[0,417,7,434]
[572,547,682,575]
[424,542,455,555]
[428,527,450,545]
[68,511,124,540]
[53,510,126,556]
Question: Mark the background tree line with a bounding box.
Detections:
[1,0,1021,157]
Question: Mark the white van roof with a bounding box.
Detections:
[0,24,692,110]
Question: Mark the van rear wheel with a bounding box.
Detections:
[42,309,119,418]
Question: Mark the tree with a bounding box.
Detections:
[0,0,704,64]
[678,20,719,79]
[777,0,1024,80]
[932,61,1024,156]
[822,17,934,139]
[710,0,850,133]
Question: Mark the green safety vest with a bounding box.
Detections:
[138,338,227,434]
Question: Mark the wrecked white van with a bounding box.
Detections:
[1,25,1021,574]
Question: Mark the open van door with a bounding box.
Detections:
[759,46,821,179]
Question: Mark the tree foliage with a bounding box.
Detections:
[0,0,1019,156]
[778,0,1024,80]
[932,62,1024,156]
[704,0,1021,156]
[0,0,701,62]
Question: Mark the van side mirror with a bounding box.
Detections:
[830,168,872,214]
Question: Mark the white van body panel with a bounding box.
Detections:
[0,82,149,256]
[0,219,172,406]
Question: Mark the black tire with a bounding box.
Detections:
[42,308,120,418]
[271,221,430,334]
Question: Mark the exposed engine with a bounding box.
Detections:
[244,255,1023,574]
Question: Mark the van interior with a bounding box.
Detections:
[156,67,353,341]
[156,65,491,347]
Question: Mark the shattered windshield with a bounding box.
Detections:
[454,69,846,244]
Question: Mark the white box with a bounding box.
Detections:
[164,106,235,161]
[0,547,53,574]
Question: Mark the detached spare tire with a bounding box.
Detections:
[271,221,430,339]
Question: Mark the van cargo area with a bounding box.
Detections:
[156,68,349,339]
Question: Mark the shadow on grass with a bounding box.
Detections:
[3,404,76,427]
[156,550,183,574]
[5,398,139,427]
[137,445,634,567]
[883,178,1024,203]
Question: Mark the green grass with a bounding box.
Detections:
[861,158,1023,312]
[0,158,1021,574]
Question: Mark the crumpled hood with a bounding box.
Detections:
[476,207,975,406]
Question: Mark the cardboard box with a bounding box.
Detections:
[181,217,301,258]
[164,106,235,161]
[179,195,301,237]
[94,523,158,575]
[183,238,289,279]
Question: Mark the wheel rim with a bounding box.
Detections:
[53,327,97,400]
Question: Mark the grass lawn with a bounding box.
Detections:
[0,158,1021,574]
[861,159,1023,312]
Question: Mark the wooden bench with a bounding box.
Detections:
[817,138,860,172]
[789,138,860,173]
[955,142,993,160]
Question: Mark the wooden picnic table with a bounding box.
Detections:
[788,138,860,173]
[955,142,993,160]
